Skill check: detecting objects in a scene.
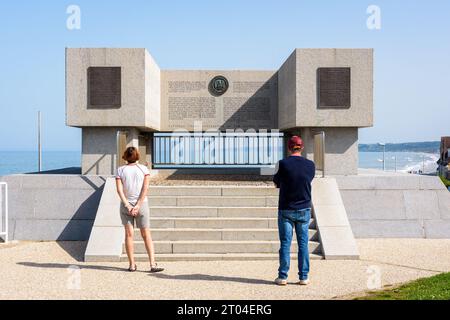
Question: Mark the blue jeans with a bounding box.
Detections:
[278,208,311,280]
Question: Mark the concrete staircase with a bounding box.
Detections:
[120,186,323,261]
[85,177,359,262]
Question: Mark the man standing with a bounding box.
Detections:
[273,136,315,286]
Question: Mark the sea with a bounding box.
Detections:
[0,151,441,176]
[358,151,439,174]
[0,151,81,176]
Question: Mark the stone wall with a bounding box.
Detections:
[0,175,107,240]
[277,50,297,130]
[336,174,450,238]
[145,50,161,130]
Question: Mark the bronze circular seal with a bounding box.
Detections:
[209,75,229,96]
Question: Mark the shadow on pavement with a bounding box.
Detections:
[17,261,125,272]
[18,262,277,284]
[149,272,274,285]
[56,241,88,262]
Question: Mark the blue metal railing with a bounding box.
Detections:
[153,132,284,168]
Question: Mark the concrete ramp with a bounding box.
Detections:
[84,178,123,262]
[312,177,359,259]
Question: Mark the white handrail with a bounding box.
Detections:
[0,182,8,243]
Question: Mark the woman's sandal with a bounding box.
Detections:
[149,263,164,273]
[128,264,137,272]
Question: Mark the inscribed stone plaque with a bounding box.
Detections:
[88,67,121,109]
[168,97,216,120]
[223,97,272,128]
[233,81,271,93]
[169,81,207,93]
[161,71,278,130]
[318,68,351,108]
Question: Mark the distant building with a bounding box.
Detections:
[65,48,374,175]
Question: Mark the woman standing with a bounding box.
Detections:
[116,146,164,273]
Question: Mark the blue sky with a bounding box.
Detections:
[0,0,449,151]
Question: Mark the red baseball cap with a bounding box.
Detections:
[288,136,304,150]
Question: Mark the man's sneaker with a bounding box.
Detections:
[275,278,287,286]
[298,279,310,285]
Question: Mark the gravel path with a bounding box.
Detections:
[0,239,449,300]
[149,174,274,186]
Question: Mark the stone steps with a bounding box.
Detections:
[86,178,359,262]
[148,186,278,197]
[134,228,318,241]
[147,206,278,217]
[121,253,324,262]
[147,196,278,207]
[147,217,316,229]
[117,184,324,261]
[125,240,322,255]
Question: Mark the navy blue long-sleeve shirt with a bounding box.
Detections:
[273,156,315,210]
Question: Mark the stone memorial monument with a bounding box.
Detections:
[66,48,373,175]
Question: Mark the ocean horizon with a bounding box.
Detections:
[0,150,440,176]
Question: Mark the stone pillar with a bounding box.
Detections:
[81,127,149,175]
[300,127,358,176]
[125,128,139,148]
[299,128,314,161]
[81,127,118,175]
[145,132,159,177]
[147,132,155,168]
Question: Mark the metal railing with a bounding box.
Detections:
[153,132,284,168]
[313,131,326,177]
[0,182,8,243]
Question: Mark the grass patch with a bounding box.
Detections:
[355,272,450,300]
[439,175,450,188]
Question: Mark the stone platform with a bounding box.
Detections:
[1,171,448,250]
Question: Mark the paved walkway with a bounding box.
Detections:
[0,239,449,300]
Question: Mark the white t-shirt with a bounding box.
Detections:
[116,163,150,204]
